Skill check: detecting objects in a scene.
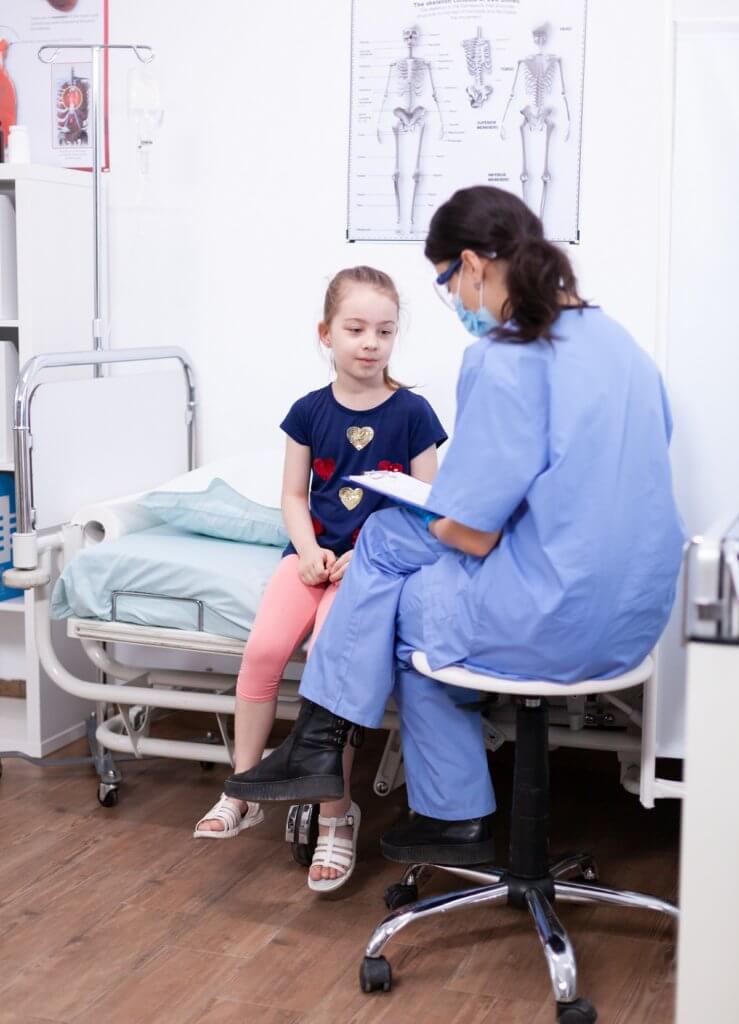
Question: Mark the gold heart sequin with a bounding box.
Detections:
[339,487,363,511]
[347,426,374,451]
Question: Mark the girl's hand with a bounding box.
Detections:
[298,547,336,586]
[328,550,353,584]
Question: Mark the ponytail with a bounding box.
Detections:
[425,186,584,344]
[500,235,579,343]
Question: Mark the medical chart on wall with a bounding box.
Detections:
[348,0,587,243]
[0,0,108,169]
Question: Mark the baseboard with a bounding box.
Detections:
[0,679,25,699]
[40,719,88,757]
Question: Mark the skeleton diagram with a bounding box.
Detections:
[377,27,444,233]
[462,26,492,109]
[500,23,571,220]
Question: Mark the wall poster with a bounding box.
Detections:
[348,0,587,242]
[0,0,109,170]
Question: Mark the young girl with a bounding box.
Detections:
[194,265,447,893]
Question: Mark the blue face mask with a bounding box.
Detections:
[453,267,499,337]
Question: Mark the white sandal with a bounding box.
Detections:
[193,793,264,839]
[307,801,361,893]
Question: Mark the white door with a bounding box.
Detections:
[656,11,739,758]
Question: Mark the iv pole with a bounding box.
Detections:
[37,43,154,373]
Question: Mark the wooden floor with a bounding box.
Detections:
[0,715,679,1024]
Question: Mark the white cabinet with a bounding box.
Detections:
[0,164,94,757]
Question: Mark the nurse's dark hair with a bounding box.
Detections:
[425,186,583,344]
[322,265,405,390]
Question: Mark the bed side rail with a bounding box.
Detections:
[5,346,195,588]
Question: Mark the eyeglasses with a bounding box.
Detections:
[433,258,463,309]
[433,251,498,309]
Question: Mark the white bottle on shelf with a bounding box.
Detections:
[6,125,31,165]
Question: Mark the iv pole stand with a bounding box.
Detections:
[37,43,154,375]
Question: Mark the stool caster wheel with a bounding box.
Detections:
[557,997,597,1022]
[578,859,598,883]
[384,882,417,910]
[97,783,119,808]
[359,956,392,993]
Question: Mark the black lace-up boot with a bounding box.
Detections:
[224,699,354,802]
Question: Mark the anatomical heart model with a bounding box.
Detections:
[0,40,17,149]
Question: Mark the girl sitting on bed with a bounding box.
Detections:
[194,265,447,893]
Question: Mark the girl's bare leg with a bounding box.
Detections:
[197,696,277,830]
[309,741,357,881]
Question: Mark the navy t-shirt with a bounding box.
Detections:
[281,385,447,557]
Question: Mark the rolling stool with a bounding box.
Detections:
[359,654,678,1022]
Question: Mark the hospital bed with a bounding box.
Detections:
[2,346,663,840]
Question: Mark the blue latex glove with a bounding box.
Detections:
[413,508,441,531]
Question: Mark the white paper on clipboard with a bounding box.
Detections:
[343,471,437,514]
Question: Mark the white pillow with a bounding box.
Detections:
[154,451,283,509]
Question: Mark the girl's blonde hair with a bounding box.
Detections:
[322,265,405,391]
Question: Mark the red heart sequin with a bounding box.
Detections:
[377,460,404,473]
[313,458,336,481]
[311,516,325,537]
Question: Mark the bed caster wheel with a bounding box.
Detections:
[556,997,597,1022]
[291,843,313,867]
[384,882,417,910]
[359,956,392,993]
[285,803,318,866]
[97,783,119,808]
[199,761,215,771]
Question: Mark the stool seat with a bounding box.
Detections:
[411,652,654,698]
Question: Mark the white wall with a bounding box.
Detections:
[105,0,671,475]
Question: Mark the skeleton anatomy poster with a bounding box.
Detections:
[348,0,587,242]
[0,0,108,170]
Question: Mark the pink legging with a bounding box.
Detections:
[236,554,339,702]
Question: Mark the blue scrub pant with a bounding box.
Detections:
[299,507,496,821]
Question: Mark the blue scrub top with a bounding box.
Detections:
[422,306,685,681]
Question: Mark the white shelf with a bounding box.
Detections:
[0,159,94,757]
[0,164,90,188]
[0,695,26,746]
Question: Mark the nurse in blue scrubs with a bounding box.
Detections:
[227,186,684,866]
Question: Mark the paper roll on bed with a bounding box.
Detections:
[70,493,161,544]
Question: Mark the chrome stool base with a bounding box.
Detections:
[361,859,677,1019]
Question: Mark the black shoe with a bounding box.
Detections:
[224,699,353,803]
[380,812,496,866]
